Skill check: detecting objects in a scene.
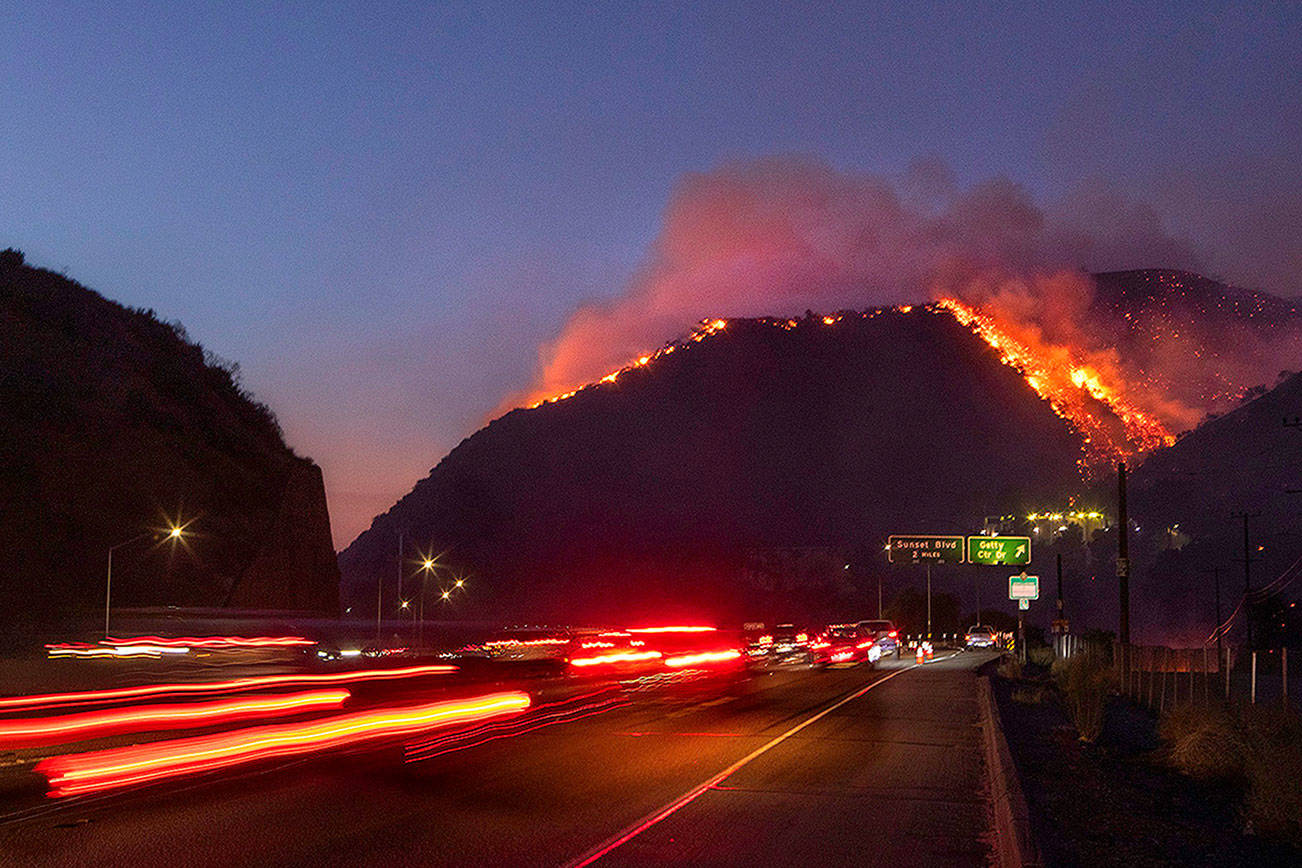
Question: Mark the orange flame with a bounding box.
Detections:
[523,302,1176,473]
[937,298,1174,468]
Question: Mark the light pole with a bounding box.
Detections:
[418,557,437,647]
[106,525,184,638]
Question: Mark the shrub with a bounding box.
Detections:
[1161,703,1245,783]
[996,656,1023,681]
[1053,655,1112,743]
[1027,646,1055,668]
[1240,705,1302,843]
[1012,685,1050,705]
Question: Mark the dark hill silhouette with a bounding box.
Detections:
[0,249,338,635]
[1118,369,1302,644]
[339,305,1093,626]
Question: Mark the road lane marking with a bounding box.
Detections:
[562,665,914,867]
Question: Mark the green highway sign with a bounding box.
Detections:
[968,535,1032,566]
[1009,572,1040,600]
[887,535,965,564]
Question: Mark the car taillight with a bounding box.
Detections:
[888,630,898,638]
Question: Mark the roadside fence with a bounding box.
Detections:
[1112,642,1297,712]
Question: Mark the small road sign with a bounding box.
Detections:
[1018,599,1030,611]
[968,535,1031,565]
[887,535,965,564]
[1009,572,1040,600]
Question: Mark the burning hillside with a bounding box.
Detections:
[341,305,1091,624]
[521,268,1302,476]
[512,159,1302,473]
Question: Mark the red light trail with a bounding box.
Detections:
[0,690,348,749]
[0,664,458,713]
[662,650,741,669]
[626,626,717,634]
[568,650,663,668]
[37,691,531,798]
[102,635,316,648]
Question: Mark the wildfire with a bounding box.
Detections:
[529,318,729,408]
[523,300,1178,473]
[937,298,1174,468]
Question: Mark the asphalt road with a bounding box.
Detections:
[0,652,998,867]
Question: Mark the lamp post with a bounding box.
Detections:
[106,525,183,638]
[418,557,440,647]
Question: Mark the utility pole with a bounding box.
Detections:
[974,572,981,627]
[1118,462,1130,645]
[1056,553,1064,621]
[877,574,883,619]
[1232,512,1261,649]
[396,529,404,637]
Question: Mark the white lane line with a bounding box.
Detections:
[562,665,915,867]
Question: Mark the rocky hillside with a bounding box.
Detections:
[0,249,338,633]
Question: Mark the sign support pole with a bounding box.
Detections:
[926,563,932,641]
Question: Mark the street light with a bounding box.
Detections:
[417,554,442,647]
[106,523,186,637]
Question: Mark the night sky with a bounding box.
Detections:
[3,2,1299,546]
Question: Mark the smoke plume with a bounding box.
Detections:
[516,156,1300,438]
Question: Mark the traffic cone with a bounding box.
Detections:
[925,642,934,661]
[915,646,925,665]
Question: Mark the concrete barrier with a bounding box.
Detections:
[978,675,1042,868]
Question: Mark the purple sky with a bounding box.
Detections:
[3,2,1299,547]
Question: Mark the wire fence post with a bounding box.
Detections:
[1203,645,1210,706]
[1172,649,1179,707]
[1159,648,1168,713]
[1251,651,1257,705]
[1225,647,1232,700]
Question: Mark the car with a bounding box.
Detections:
[810,624,860,667]
[856,619,900,657]
[762,624,815,666]
[965,625,997,649]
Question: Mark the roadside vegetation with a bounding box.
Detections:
[1160,700,1302,844]
[992,644,1300,864]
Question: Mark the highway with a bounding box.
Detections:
[0,652,997,867]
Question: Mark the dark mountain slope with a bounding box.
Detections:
[0,250,338,632]
[1120,369,1302,643]
[340,306,1091,625]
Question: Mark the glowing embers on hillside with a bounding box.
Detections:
[937,298,1174,468]
[528,318,729,408]
[0,690,349,749]
[37,691,531,798]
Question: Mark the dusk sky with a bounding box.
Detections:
[4,2,1299,547]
